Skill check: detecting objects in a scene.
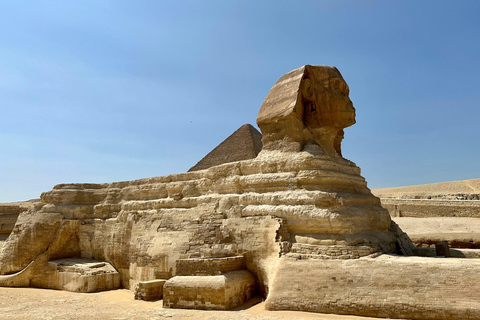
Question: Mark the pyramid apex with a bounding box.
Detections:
[188,124,262,172]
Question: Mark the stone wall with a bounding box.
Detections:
[163,270,256,310]
[380,198,480,218]
[163,256,256,309]
[289,243,379,260]
[176,256,245,276]
[393,217,480,249]
[266,255,480,320]
[0,200,41,241]
[0,206,24,238]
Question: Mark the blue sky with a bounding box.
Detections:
[1,1,480,202]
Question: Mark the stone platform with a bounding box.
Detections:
[163,256,256,310]
[31,258,121,293]
[266,254,480,320]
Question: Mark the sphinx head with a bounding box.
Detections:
[257,65,355,156]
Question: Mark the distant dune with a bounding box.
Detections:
[0,198,40,208]
[372,178,480,199]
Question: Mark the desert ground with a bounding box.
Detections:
[372,178,480,198]
[0,287,379,320]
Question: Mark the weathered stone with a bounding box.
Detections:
[265,255,480,320]
[435,241,451,257]
[0,257,120,292]
[0,66,394,293]
[176,256,246,276]
[134,279,166,301]
[31,258,121,293]
[163,270,256,310]
[0,200,41,239]
[257,65,355,155]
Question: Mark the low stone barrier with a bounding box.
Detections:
[380,198,480,218]
[163,256,256,310]
[134,279,167,301]
[266,255,480,320]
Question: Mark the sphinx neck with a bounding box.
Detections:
[309,127,341,157]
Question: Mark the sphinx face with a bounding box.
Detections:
[257,65,357,153]
[302,70,356,130]
[321,77,356,129]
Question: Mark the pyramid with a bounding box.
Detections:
[188,124,262,172]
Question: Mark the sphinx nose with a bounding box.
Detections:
[347,100,355,111]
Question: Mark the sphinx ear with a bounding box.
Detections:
[301,79,315,101]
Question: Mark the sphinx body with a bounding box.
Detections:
[0,65,395,289]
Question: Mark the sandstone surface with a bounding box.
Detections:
[266,255,480,320]
[163,256,256,309]
[0,199,40,243]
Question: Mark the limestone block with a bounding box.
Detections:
[266,255,480,320]
[163,270,256,310]
[435,241,451,257]
[0,201,40,236]
[0,214,19,234]
[134,279,167,301]
[0,211,64,275]
[176,256,245,276]
[30,258,121,293]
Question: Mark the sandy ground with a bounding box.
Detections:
[0,287,381,320]
[393,217,480,235]
[393,217,480,247]
[372,178,480,198]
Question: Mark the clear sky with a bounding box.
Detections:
[1,1,480,202]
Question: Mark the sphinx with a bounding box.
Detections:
[1,66,479,320]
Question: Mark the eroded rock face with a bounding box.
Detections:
[0,199,41,241]
[0,65,395,296]
[257,65,355,155]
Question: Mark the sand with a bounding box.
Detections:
[372,178,480,198]
[0,287,380,320]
